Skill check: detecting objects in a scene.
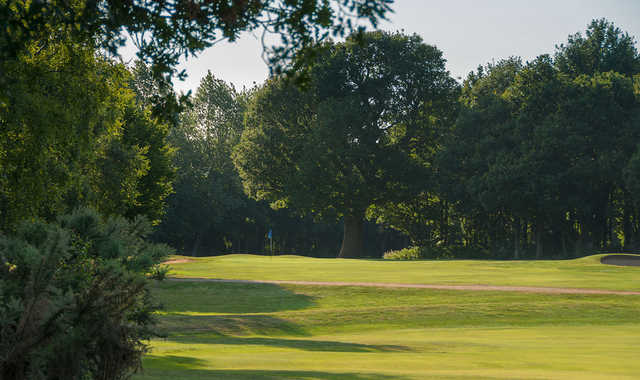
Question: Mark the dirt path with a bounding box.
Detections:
[163,258,194,265]
[168,277,640,296]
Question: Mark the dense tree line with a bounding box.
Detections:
[174,19,638,260]
[155,70,406,257]
[387,19,640,259]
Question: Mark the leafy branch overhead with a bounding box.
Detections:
[1,0,394,80]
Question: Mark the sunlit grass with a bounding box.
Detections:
[135,255,640,379]
[138,325,640,379]
[166,253,640,291]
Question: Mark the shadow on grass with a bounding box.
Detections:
[137,361,412,380]
[159,313,310,337]
[141,355,208,370]
[153,282,316,314]
[166,334,412,353]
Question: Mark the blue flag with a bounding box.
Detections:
[268,229,272,239]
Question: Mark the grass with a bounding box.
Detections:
[166,253,640,291]
[134,254,640,379]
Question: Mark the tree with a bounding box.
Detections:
[235,31,458,258]
[562,71,639,251]
[0,35,174,230]
[373,58,524,252]
[128,60,187,128]
[0,35,121,229]
[440,23,640,259]
[555,18,640,78]
[95,98,175,225]
[155,72,356,257]
[158,72,249,255]
[437,57,528,257]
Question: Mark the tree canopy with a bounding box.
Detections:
[555,18,640,78]
[434,20,640,259]
[0,37,174,230]
[159,71,249,255]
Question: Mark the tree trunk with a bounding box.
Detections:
[575,231,583,257]
[338,213,364,258]
[513,218,520,260]
[191,232,202,257]
[380,230,389,255]
[535,221,543,259]
[623,200,632,251]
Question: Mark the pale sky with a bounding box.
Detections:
[126,0,640,94]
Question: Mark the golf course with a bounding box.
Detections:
[134,254,640,379]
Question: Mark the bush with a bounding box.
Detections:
[383,245,489,260]
[383,246,426,260]
[0,208,172,380]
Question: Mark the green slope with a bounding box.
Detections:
[134,254,640,379]
[136,280,640,379]
[166,253,640,291]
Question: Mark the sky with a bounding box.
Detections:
[126,0,640,94]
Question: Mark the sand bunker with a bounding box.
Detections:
[601,254,640,267]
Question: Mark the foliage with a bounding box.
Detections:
[235,31,459,257]
[128,60,188,128]
[1,0,394,82]
[382,245,485,260]
[0,35,121,228]
[415,19,640,259]
[95,93,175,225]
[0,208,172,380]
[555,18,640,78]
[0,35,174,230]
[155,72,404,257]
[382,246,425,260]
[157,72,250,255]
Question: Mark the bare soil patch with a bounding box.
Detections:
[169,278,640,296]
[163,258,194,265]
[601,254,640,267]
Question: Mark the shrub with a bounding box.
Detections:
[0,208,172,380]
[383,245,489,260]
[383,246,426,260]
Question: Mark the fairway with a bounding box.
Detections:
[133,255,640,379]
[166,253,640,291]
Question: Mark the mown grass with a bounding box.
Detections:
[135,254,640,379]
[166,253,640,291]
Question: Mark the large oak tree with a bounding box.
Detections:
[234,31,458,258]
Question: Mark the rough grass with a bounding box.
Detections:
[135,255,640,379]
